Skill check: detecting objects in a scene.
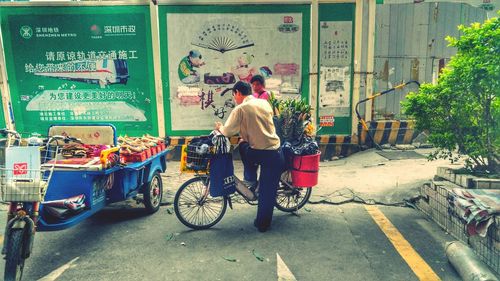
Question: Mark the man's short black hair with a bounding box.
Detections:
[250,74,265,85]
[232,81,252,96]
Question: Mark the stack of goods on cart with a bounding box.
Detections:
[269,93,320,187]
[45,139,120,169]
[118,135,167,163]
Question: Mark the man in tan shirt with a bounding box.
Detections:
[216,81,283,232]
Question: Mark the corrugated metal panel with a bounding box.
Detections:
[373,3,390,111]
[403,4,415,56]
[415,4,430,85]
[372,2,488,120]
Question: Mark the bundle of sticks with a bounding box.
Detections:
[118,135,165,155]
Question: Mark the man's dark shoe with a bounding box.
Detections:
[242,180,259,199]
[254,219,269,232]
[236,179,257,201]
[249,181,259,198]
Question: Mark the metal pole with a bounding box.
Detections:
[0,26,14,130]
[365,0,376,121]
[351,0,364,136]
[310,0,319,128]
[149,0,166,137]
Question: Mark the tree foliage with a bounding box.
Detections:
[403,14,499,173]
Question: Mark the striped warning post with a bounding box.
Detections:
[316,135,358,160]
[165,123,419,161]
[358,120,418,147]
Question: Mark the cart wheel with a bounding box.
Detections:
[275,170,312,212]
[4,229,26,281]
[144,171,163,214]
[174,176,227,230]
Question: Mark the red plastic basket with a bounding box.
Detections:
[159,142,166,151]
[150,146,157,156]
[291,152,320,187]
[121,150,147,163]
[144,148,152,158]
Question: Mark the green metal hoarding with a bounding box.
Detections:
[317,3,355,135]
[158,4,311,136]
[0,5,158,136]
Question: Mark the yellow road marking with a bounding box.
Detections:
[365,205,441,281]
[38,257,79,281]
[277,253,297,281]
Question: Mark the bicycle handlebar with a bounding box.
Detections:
[0,128,21,139]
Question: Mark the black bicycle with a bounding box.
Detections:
[173,144,312,230]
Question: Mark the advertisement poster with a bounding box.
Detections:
[318,21,352,118]
[0,7,157,136]
[165,12,304,131]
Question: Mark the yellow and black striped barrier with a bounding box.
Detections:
[315,135,359,160]
[358,120,417,147]
[164,122,418,161]
[166,135,358,161]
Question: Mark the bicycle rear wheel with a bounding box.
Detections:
[275,170,312,212]
[174,176,227,230]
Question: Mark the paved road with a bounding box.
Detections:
[1,200,460,281]
[0,152,464,280]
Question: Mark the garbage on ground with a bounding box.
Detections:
[222,256,238,262]
[363,163,386,168]
[252,249,265,262]
[165,233,174,241]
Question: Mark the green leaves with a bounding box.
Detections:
[272,97,313,143]
[403,14,499,173]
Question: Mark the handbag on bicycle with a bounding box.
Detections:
[209,132,236,197]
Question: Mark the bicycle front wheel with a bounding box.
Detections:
[4,229,26,281]
[174,176,227,230]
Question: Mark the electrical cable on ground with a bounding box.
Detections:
[307,188,421,208]
[160,188,422,208]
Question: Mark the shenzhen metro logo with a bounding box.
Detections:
[20,26,33,39]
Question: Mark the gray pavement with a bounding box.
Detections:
[0,148,463,280]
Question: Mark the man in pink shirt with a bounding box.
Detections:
[250,75,270,101]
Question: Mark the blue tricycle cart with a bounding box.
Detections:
[1,124,169,280]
